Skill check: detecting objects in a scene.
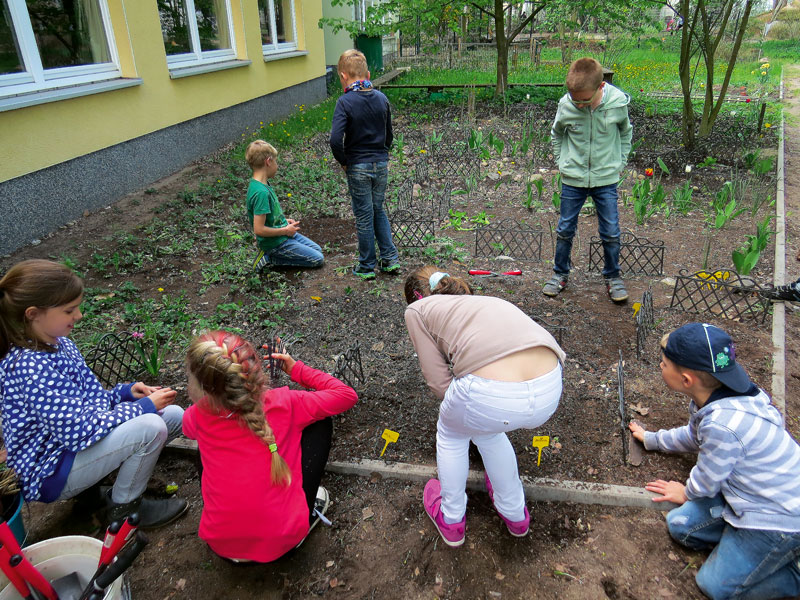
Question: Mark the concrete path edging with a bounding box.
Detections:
[772,69,787,418]
[166,439,677,510]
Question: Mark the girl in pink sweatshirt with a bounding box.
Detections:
[183,331,357,562]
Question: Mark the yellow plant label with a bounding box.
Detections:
[531,435,550,466]
[380,428,399,457]
[632,302,642,318]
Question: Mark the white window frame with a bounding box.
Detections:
[164,0,237,69]
[1,0,121,98]
[260,0,298,56]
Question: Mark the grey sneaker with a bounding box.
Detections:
[296,487,331,548]
[606,277,629,303]
[542,274,568,297]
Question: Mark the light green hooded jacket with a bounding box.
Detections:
[551,83,633,188]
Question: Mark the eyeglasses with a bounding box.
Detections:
[569,86,602,107]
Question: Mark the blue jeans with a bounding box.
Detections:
[266,233,324,268]
[554,182,621,278]
[666,495,800,599]
[346,162,398,271]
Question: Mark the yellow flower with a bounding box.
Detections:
[762,63,770,69]
[420,149,427,154]
[751,70,755,74]
[311,296,322,301]
[158,287,164,292]
[765,123,772,128]
[287,193,292,197]
[761,71,767,76]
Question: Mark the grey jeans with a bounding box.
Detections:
[57,405,184,504]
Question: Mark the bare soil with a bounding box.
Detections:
[4,84,797,600]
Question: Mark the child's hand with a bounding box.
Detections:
[285,220,300,236]
[148,387,177,410]
[645,479,687,504]
[628,421,646,442]
[270,352,296,376]
[131,382,160,398]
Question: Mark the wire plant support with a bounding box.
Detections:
[589,230,665,276]
[529,311,566,346]
[635,288,655,361]
[474,218,544,261]
[332,342,365,389]
[617,350,627,465]
[85,331,146,388]
[669,268,771,323]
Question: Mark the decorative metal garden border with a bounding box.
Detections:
[389,209,437,247]
[474,218,544,261]
[332,342,365,389]
[588,230,665,276]
[529,311,566,346]
[85,331,146,388]
[635,289,655,361]
[669,268,771,323]
[426,146,480,181]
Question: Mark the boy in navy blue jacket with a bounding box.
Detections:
[630,323,800,600]
[330,49,400,280]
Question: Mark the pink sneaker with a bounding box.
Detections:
[423,479,465,547]
[485,472,530,537]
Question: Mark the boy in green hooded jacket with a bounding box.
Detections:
[544,58,633,303]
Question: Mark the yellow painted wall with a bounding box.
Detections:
[0,0,325,182]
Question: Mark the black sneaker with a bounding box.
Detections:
[107,493,188,530]
[379,260,402,274]
[764,278,800,302]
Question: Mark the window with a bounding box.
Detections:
[258,0,297,55]
[158,0,235,68]
[0,0,120,97]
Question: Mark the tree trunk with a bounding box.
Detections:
[678,0,696,148]
[494,0,508,96]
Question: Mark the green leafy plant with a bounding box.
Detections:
[732,215,775,275]
[131,332,166,378]
[468,128,490,160]
[657,157,670,176]
[671,181,695,215]
[551,174,561,209]
[710,181,745,229]
[631,179,667,224]
[698,156,718,168]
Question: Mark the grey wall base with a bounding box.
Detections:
[0,75,327,255]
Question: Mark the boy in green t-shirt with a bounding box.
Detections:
[245,140,324,271]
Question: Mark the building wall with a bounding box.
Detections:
[322,1,356,67]
[0,0,327,254]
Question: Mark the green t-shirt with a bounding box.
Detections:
[246,179,289,251]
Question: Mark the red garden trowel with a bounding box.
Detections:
[468,269,522,278]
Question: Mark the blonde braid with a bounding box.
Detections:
[187,332,291,485]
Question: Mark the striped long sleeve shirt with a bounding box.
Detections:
[644,383,800,532]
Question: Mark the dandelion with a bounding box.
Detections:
[645,168,654,177]
[420,149,427,154]
[751,70,755,74]
[287,193,292,198]
[685,165,692,174]
[762,63,770,69]
[761,71,767,76]
[765,123,772,128]
[158,287,164,292]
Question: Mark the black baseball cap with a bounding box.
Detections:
[663,323,751,393]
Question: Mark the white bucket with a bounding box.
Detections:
[0,535,126,600]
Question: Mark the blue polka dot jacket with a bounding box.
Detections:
[0,337,156,502]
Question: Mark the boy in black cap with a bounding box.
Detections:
[630,322,800,600]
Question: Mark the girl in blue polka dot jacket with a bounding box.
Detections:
[0,260,187,528]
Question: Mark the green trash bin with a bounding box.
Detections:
[355,34,383,74]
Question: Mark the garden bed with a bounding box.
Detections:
[2,94,785,599]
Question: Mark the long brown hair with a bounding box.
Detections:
[0,259,84,358]
[186,331,291,485]
[403,265,473,304]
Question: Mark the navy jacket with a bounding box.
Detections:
[329,88,393,166]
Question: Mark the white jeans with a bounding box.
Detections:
[436,365,562,523]
[57,405,184,504]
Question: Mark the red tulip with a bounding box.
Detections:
[746,98,751,103]
[645,168,654,177]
